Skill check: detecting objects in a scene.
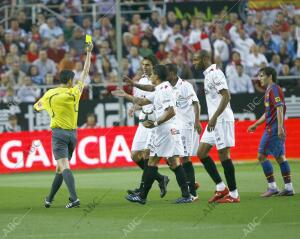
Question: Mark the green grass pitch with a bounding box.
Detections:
[1,161,300,239]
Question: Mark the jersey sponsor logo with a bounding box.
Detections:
[275,97,281,103]
[214,81,223,86]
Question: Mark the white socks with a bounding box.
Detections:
[285,183,293,191]
[216,182,239,199]
[216,182,226,191]
[268,182,278,190]
[229,189,239,199]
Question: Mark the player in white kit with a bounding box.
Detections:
[126,64,202,198]
[193,50,240,203]
[166,64,202,198]
[113,65,194,204]
[127,57,169,198]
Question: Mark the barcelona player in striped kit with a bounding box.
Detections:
[248,67,295,197]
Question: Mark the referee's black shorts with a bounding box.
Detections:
[52,128,77,160]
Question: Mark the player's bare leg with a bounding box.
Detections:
[258,153,279,197]
[168,156,194,203]
[198,143,228,203]
[275,155,295,196]
[217,147,240,203]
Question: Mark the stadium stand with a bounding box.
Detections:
[0,0,300,107]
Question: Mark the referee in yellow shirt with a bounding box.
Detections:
[34,42,93,208]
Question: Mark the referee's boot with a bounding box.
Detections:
[44,197,52,208]
[66,198,80,208]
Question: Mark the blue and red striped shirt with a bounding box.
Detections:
[264,83,286,128]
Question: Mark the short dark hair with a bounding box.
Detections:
[143,55,158,66]
[9,114,17,120]
[259,67,277,82]
[59,70,75,84]
[87,112,96,118]
[198,50,210,60]
[153,65,168,82]
[165,63,178,74]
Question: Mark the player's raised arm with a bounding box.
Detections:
[112,89,152,106]
[128,104,142,118]
[124,76,155,92]
[79,42,93,85]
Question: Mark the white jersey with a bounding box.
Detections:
[203,64,234,122]
[145,81,184,157]
[133,75,155,121]
[172,77,199,128]
[146,81,176,125]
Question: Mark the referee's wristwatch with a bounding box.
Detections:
[153,121,158,127]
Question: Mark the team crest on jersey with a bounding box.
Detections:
[275,97,281,103]
[265,102,269,107]
[170,129,180,135]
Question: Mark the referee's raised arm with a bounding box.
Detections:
[79,42,93,86]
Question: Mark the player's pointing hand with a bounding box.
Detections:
[123,76,134,86]
[112,89,126,97]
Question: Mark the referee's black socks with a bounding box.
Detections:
[182,161,196,196]
[174,165,190,198]
[201,156,222,185]
[221,159,237,191]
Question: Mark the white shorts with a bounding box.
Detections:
[192,129,200,156]
[180,128,199,157]
[148,124,184,158]
[131,124,153,151]
[200,121,235,150]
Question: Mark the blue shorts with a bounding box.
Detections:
[258,129,285,158]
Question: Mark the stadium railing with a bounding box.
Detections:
[1,76,299,101]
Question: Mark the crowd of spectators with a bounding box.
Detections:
[1,0,300,107]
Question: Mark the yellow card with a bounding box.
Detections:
[85,34,92,43]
